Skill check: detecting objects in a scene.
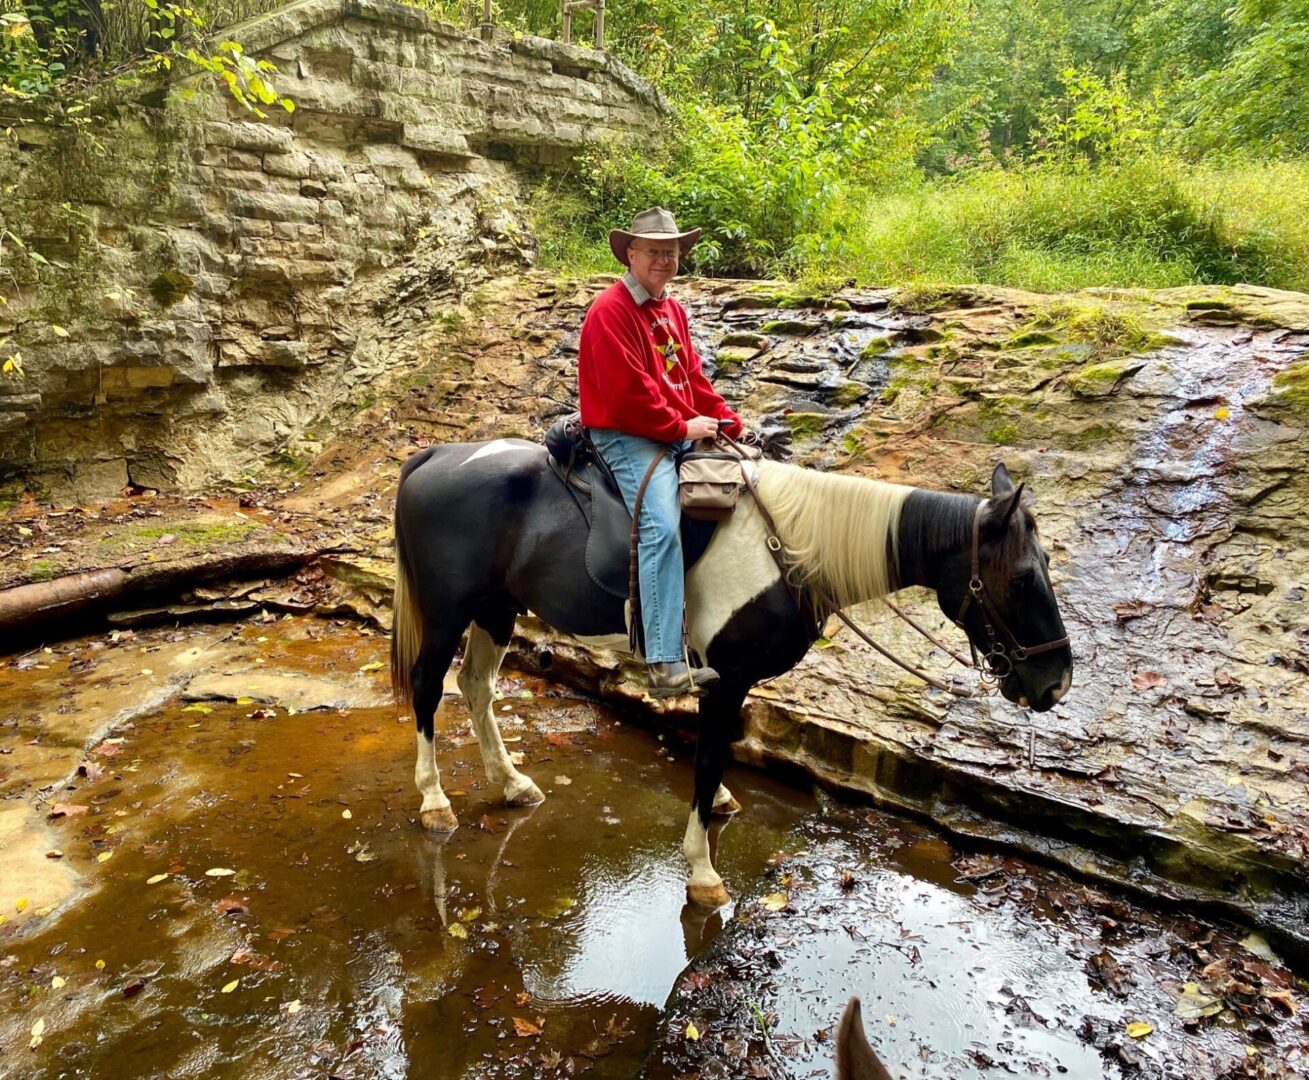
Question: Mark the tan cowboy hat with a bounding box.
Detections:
[609,207,702,266]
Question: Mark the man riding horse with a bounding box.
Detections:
[579,207,743,699]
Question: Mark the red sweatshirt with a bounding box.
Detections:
[578,281,741,443]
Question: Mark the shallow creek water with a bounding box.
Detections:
[1,621,1304,1078]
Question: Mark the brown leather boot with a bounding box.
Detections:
[646,661,720,699]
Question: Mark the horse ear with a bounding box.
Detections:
[836,996,893,1080]
[988,482,1026,530]
[991,461,1015,496]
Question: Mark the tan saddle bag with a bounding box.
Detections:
[678,440,754,521]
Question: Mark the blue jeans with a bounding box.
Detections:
[590,429,690,664]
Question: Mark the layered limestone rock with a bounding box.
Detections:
[0,0,662,502]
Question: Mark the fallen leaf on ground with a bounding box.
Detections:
[448,923,468,939]
[341,809,352,820]
[213,895,251,916]
[51,976,65,989]
[146,873,169,885]
[554,775,572,786]
[459,907,482,922]
[1174,982,1223,1020]
[1125,1021,1153,1038]
[96,851,113,863]
[282,999,302,1014]
[16,898,29,912]
[30,1018,45,1048]
[48,803,90,818]
[513,1016,543,1037]
[761,892,789,911]
[205,868,236,877]
[182,704,212,714]
[1131,671,1167,691]
[685,1021,700,1041]
[683,972,712,990]
[359,661,383,672]
[221,979,239,993]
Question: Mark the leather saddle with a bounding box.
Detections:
[543,413,718,599]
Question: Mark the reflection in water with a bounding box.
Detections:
[0,620,816,1079]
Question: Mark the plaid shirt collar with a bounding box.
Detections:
[621,269,667,305]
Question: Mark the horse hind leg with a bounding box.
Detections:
[711,784,742,817]
[413,639,460,834]
[459,615,545,808]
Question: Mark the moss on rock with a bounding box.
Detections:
[148,269,194,308]
[1270,362,1309,412]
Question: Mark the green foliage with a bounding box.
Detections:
[0,1,293,121]
[826,155,1309,292]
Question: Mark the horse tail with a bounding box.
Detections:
[391,448,439,708]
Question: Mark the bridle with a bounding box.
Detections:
[951,501,1070,688]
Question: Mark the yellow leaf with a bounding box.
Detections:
[16,897,28,911]
[222,979,239,993]
[761,892,788,911]
[140,668,153,675]
[97,851,113,863]
[95,959,105,970]
[1214,406,1230,421]
[181,704,212,714]
[359,661,383,672]
[30,1017,45,1049]
[459,907,482,922]
[51,325,69,337]
[341,809,352,820]
[447,923,468,939]
[1126,1022,1153,1038]
[205,867,236,877]
[685,1021,700,1041]
[51,976,65,989]
[147,873,169,885]
[285,999,302,1014]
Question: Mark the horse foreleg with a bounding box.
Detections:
[414,656,458,833]
[683,685,740,908]
[459,622,544,808]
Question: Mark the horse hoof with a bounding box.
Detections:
[420,806,459,833]
[505,778,545,807]
[710,796,742,818]
[686,882,731,908]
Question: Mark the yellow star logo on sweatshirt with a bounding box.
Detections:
[657,338,682,373]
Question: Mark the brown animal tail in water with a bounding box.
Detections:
[836,997,893,1080]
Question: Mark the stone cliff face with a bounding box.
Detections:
[0,0,662,502]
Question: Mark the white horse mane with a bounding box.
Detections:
[755,460,913,608]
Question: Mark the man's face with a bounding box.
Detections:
[627,241,680,297]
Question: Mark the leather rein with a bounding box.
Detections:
[721,434,1068,699]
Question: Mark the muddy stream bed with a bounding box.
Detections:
[2,618,1306,1078]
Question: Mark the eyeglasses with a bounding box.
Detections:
[631,246,679,262]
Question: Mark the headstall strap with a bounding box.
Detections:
[953,501,1069,682]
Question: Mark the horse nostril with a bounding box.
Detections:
[1048,670,1072,705]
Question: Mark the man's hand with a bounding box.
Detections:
[685,416,721,441]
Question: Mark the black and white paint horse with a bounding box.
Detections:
[391,439,1072,907]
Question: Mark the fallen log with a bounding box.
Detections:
[0,547,313,645]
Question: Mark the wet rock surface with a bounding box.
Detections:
[3,620,1305,1078]
[643,803,1309,1079]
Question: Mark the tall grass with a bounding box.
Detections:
[821,156,1309,293]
